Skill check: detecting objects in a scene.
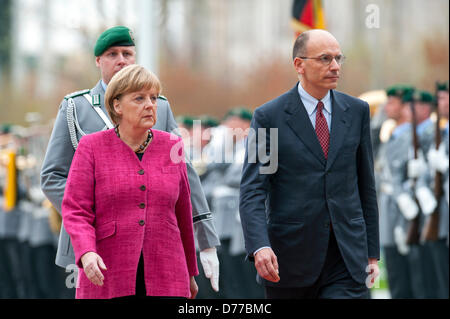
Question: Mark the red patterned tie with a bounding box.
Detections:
[315,101,330,159]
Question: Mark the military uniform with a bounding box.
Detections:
[404,89,449,298]
[415,88,449,299]
[419,127,449,299]
[0,191,26,298]
[378,122,416,298]
[41,78,220,268]
[199,109,263,299]
[41,27,220,285]
[0,195,19,298]
[378,85,424,298]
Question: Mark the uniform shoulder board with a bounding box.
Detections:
[158,95,168,101]
[64,89,90,100]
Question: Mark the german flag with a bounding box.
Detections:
[291,0,327,37]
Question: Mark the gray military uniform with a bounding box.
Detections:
[378,126,411,248]
[417,125,449,240]
[41,80,220,268]
[377,124,416,298]
[200,134,263,299]
[412,119,445,298]
[416,125,449,299]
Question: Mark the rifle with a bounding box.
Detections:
[406,96,421,245]
[421,83,443,242]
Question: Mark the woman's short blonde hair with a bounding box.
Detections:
[104,64,162,125]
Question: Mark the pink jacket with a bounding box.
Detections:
[62,129,198,299]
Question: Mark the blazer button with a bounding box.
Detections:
[140,185,146,191]
[139,203,145,209]
[139,220,145,226]
[138,169,145,175]
[324,221,330,228]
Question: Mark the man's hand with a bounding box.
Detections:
[366,258,380,289]
[254,248,280,283]
[189,276,199,299]
[199,247,219,292]
[81,251,107,286]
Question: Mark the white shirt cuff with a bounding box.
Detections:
[253,246,271,256]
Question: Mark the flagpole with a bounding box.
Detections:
[137,0,159,76]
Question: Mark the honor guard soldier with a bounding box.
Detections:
[189,115,219,179]
[416,81,449,299]
[202,108,263,299]
[403,89,441,298]
[378,85,417,298]
[0,129,26,298]
[40,26,220,295]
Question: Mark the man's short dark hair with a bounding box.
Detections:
[292,32,310,61]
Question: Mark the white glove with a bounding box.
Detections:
[394,226,410,256]
[407,157,427,179]
[427,144,449,174]
[396,193,419,220]
[380,182,394,195]
[199,247,219,292]
[415,186,437,215]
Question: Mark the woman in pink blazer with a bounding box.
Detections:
[62,65,198,299]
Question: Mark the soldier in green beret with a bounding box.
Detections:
[175,115,195,151]
[94,26,136,86]
[222,107,253,143]
[199,115,219,129]
[196,115,219,153]
[403,88,445,298]
[416,81,449,299]
[224,107,253,122]
[41,26,221,297]
[437,81,449,123]
[201,106,263,298]
[176,115,195,131]
[379,84,419,298]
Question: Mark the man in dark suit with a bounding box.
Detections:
[239,30,380,299]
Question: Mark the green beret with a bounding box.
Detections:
[175,115,194,128]
[198,115,219,128]
[416,90,434,103]
[401,88,415,103]
[385,84,414,99]
[224,107,253,121]
[436,81,449,92]
[403,89,434,104]
[0,123,12,134]
[94,26,135,57]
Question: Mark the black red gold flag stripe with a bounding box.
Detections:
[291,0,326,37]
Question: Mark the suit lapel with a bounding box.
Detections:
[285,84,326,167]
[325,90,351,170]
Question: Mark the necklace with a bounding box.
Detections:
[114,125,153,153]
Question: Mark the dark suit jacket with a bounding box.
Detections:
[239,83,379,287]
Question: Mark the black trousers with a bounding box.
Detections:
[0,239,17,298]
[265,230,369,299]
[31,244,72,299]
[383,245,414,299]
[405,244,428,299]
[420,241,441,299]
[114,253,185,300]
[428,239,449,299]
[1,239,27,298]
